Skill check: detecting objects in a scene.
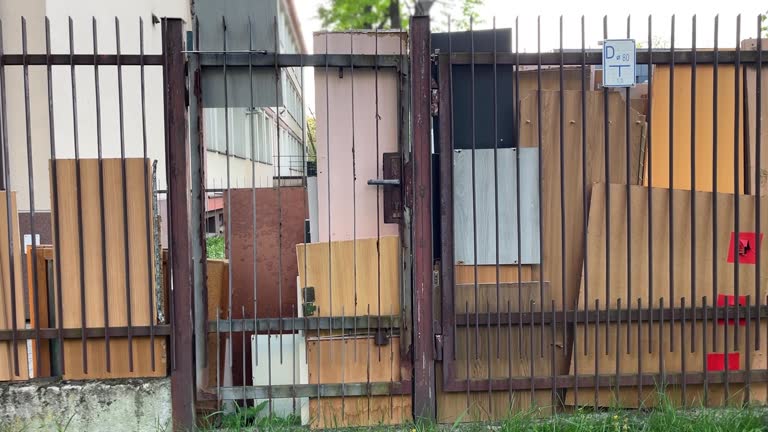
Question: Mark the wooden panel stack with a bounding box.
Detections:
[50,158,164,379]
[568,183,768,407]
[0,192,29,381]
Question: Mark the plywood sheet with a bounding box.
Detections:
[745,64,768,195]
[568,183,768,407]
[453,148,540,265]
[519,90,646,311]
[50,158,164,379]
[297,236,400,317]
[0,192,29,381]
[309,395,411,429]
[648,65,743,193]
[306,336,402,384]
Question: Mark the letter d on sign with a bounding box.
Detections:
[605,45,615,59]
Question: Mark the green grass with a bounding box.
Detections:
[196,394,768,431]
[206,235,225,259]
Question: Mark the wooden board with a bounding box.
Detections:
[519,90,646,311]
[454,264,538,285]
[297,236,400,317]
[745,64,768,195]
[205,259,229,388]
[27,245,53,378]
[306,336,405,428]
[309,395,411,429]
[306,336,402,384]
[567,183,768,407]
[50,158,165,379]
[648,65,743,193]
[0,192,29,381]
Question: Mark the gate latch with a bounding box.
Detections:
[367,152,403,223]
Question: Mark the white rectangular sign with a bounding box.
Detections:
[602,39,636,87]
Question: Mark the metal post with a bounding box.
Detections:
[410,15,435,420]
[163,18,196,429]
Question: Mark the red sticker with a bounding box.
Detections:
[716,294,747,326]
[727,232,763,264]
[706,352,740,371]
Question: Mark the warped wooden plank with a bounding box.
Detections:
[297,236,400,318]
[648,65,743,193]
[51,158,164,379]
[568,183,768,407]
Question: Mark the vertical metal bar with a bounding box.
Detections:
[410,15,435,420]
[267,320,273,414]
[647,15,655,355]
[316,307,321,419]
[163,17,195,428]
[745,296,752,403]
[374,27,383,363]
[272,15,284,363]
[507,300,513,405]
[713,15,720,353]
[515,16,524,360]
[221,16,233,370]
[550,299,557,407]
[465,302,470,411]
[493,16,501,361]
[92,17,111,373]
[703,296,709,407]
[581,15,589,356]
[529,298,535,404]
[21,17,42,378]
[659,297,665,385]
[292,305,297,415]
[216,310,221,412]
[350,30,358,362]
[44,17,66,374]
[668,14,676,351]
[115,18,135,372]
[615,298,621,399]
[756,13,763,352]
[558,15,567,356]
[594,299,600,408]
[486,301,492,418]
[469,16,479,359]
[537,15,545,356]
[603,15,611,355]
[690,14,697,354]
[138,17,156,372]
[637,297,642,405]
[0,18,19,378]
[681,297,687,406]
[733,15,742,352]
[341,306,346,421]
[69,17,89,374]
[241,306,246,408]
[625,15,633,353]
[573,300,578,406]
[724,295,730,400]
[247,17,259,371]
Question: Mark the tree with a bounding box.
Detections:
[317,0,483,31]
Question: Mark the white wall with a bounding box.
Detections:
[206,152,274,189]
[0,0,190,212]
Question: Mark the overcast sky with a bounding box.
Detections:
[295,0,767,112]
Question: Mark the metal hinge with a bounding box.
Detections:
[434,333,443,361]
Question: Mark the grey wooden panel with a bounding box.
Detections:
[453,148,540,265]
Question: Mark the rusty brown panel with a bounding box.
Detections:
[224,186,307,387]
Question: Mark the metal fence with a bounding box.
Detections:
[2,9,768,431]
[434,12,768,420]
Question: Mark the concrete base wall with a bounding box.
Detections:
[0,378,171,432]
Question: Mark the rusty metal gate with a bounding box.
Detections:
[432,12,768,422]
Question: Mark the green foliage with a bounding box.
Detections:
[206,235,225,260]
[306,116,317,162]
[317,0,484,31]
[318,0,405,30]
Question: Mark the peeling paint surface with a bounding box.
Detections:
[0,378,171,431]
